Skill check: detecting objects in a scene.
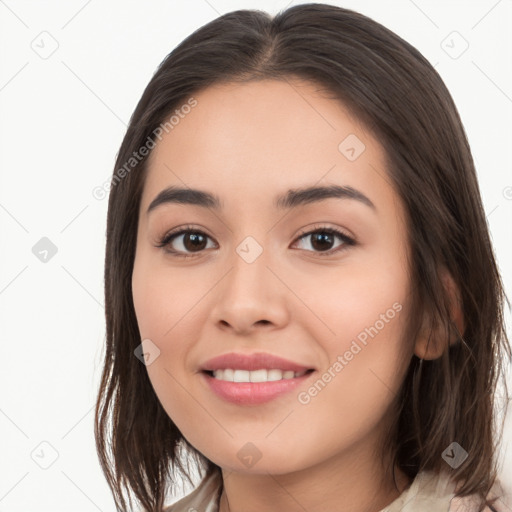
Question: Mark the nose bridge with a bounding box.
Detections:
[210,234,288,331]
[222,236,271,304]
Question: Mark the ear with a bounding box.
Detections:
[414,268,465,360]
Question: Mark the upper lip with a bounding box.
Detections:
[200,352,315,372]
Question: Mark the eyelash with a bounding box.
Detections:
[156,224,356,259]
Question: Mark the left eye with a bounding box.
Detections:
[292,228,355,255]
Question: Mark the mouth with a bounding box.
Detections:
[202,368,315,382]
[200,368,316,405]
[198,352,317,404]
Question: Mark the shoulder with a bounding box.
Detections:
[383,470,510,512]
[450,495,510,512]
[163,470,223,512]
[448,475,511,512]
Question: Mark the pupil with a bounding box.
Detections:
[184,233,206,251]
[312,232,333,251]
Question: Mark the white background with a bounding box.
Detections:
[0,0,511,510]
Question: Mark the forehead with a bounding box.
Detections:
[141,79,394,214]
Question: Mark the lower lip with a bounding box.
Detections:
[201,370,315,405]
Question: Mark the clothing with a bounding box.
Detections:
[163,468,509,512]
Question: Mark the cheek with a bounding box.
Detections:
[294,253,411,400]
[132,254,211,340]
[131,255,215,391]
[294,296,410,462]
[291,252,409,345]
[131,257,204,430]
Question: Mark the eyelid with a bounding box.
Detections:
[294,223,355,242]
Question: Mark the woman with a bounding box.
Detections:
[95,4,511,511]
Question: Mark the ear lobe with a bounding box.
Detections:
[414,320,444,360]
[413,268,465,360]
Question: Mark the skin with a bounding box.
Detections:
[131,79,449,512]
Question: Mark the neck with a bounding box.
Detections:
[217,444,411,512]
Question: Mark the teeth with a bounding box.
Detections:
[211,368,308,382]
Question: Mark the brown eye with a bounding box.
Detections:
[181,232,208,251]
[293,227,355,256]
[158,229,216,257]
[309,232,335,251]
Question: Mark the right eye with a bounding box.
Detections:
[157,227,217,258]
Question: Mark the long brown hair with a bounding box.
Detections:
[95,4,511,511]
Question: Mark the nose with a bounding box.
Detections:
[210,249,289,335]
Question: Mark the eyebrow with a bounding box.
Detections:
[146,184,376,214]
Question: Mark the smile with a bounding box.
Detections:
[201,369,315,405]
[207,368,312,382]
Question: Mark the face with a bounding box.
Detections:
[132,79,416,474]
